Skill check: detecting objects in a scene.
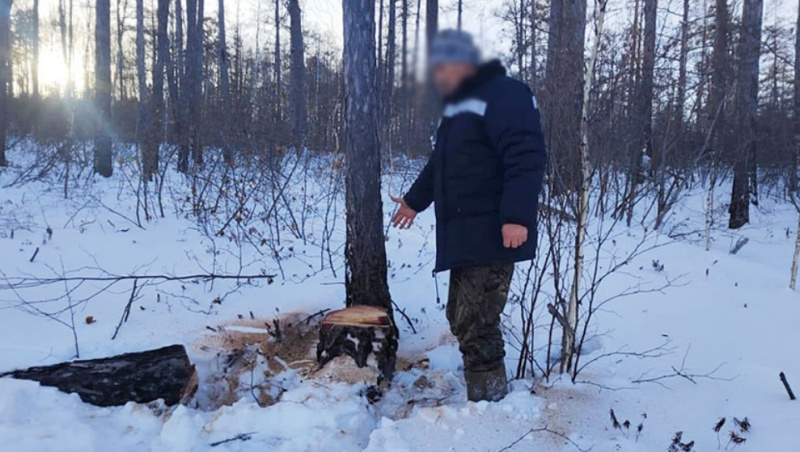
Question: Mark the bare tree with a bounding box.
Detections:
[0,0,8,168]
[145,0,171,180]
[562,0,602,375]
[218,0,232,163]
[273,0,282,123]
[136,0,154,180]
[425,0,438,133]
[179,0,204,171]
[544,0,585,194]
[729,0,763,229]
[342,0,392,310]
[95,0,114,177]
[288,0,307,148]
[31,0,39,99]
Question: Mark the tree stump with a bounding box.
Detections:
[2,345,197,407]
[316,306,398,386]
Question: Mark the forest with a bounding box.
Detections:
[0,0,799,451]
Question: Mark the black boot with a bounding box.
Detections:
[464,364,508,402]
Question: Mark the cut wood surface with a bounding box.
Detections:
[320,305,392,328]
[3,344,197,407]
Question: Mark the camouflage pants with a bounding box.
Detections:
[446,264,514,373]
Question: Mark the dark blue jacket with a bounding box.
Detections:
[404,61,547,272]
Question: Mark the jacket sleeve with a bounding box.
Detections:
[403,156,435,213]
[485,80,547,229]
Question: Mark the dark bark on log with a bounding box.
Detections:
[3,345,197,407]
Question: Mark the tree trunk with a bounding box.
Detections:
[529,0,537,87]
[384,0,397,152]
[729,0,762,229]
[288,0,307,149]
[273,0,282,123]
[639,0,656,175]
[4,345,197,407]
[182,0,204,171]
[94,0,113,177]
[0,0,9,168]
[342,0,392,310]
[115,0,127,100]
[793,0,800,193]
[676,0,689,129]
[457,0,462,30]
[315,0,398,386]
[562,0,602,376]
[136,0,155,180]
[32,0,39,99]
[425,0,438,134]
[544,0,585,194]
[147,0,170,179]
[218,0,233,163]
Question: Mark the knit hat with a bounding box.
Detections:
[429,29,481,67]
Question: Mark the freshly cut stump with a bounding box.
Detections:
[3,344,197,407]
[316,306,398,386]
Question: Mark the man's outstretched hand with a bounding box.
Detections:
[502,224,528,249]
[391,196,418,229]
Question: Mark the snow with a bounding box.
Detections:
[1,145,799,451]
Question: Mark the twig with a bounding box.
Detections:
[29,247,40,263]
[300,309,331,325]
[112,280,139,340]
[497,426,591,452]
[780,372,796,400]
[209,432,256,447]
[0,272,278,290]
[392,300,417,334]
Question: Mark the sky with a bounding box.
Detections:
[17,0,800,95]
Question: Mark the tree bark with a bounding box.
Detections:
[793,0,800,193]
[288,0,307,148]
[317,0,396,386]
[544,0,585,194]
[147,0,170,179]
[273,0,282,123]
[425,0,438,134]
[0,0,9,168]
[729,0,762,229]
[5,345,197,407]
[342,0,392,310]
[562,0,603,376]
[181,0,204,171]
[136,0,156,180]
[218,0,233,163]
[94,0,114,177]
[32,0,39,99]
[639,0,656,175]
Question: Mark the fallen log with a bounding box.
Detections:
[1,344,197,407]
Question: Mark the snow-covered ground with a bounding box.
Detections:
[0,146,798,451]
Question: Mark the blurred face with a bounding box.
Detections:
[431,62,477,97]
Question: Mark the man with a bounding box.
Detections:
[391,30,547,402]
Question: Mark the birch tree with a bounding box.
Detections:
[562,0,606,375]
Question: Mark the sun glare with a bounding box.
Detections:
[37,47,86,95]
